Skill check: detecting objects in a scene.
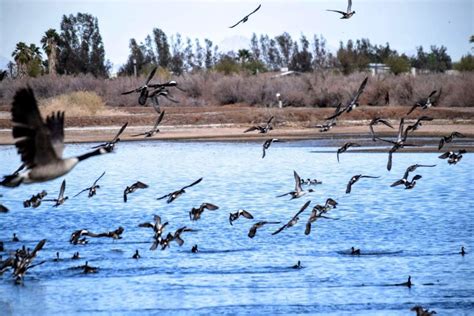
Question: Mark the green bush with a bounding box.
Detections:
[454,54,474,72]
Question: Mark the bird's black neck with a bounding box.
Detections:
[77,148,105,162]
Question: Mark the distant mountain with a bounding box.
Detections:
[218,35,251,54]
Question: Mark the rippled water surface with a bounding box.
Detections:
[0,140,473,315]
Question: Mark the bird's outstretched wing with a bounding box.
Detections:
[93,171,106,186]
[326,9,346,15]
[112,122,128,143]
[347,0,352,12]
[182,177,203,190]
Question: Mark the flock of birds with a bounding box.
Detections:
[0,1,470,314]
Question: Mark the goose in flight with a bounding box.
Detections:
[248,221,281,238]
[262,138,280,158]
[403,116,433,140]
[74,171,105,198]
[272,200,311,235]
[121,66,158,105]
[189,203,219,221]
[131,111,165,138]
[346,175,379,194]
[23,190,48,208]
[337,142,360,162]
[123,181,149,202]
[277,170,314,199]
[407,90,439,115]
[43,179,68,207]
[439,132,465,150]
[229,209,254,225]
[244,116,274,134]
[391,174,422,190]
[157,177,203,203]
[305,200,339,235]
[229,4,262,28]
[326,77,368,120]
[327,0,356,19]
[369,118,394,141]
[91,122,128,151]
[439,149,466,165]
[0,88,112,187]
[401,164,436,180]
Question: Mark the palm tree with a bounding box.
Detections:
[41,29,60,75]
[237,49,251,64]
[12,42,31,77]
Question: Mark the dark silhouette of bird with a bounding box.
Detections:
[438,132,465,150]
[402,164,436,179]
[326,77,368,120]
[74,171,105,198]
[305,199,339,235]
[327,0,356,19]
[395,275,413,288]
[410,305,437,316]
[131,111,165,138]
[229,4,262,28]
[0,204,9,213]
[346,175,379,194]
[121,66,158,105]
[272,200,311,235]
[337,142,360,162]
[403,116,433,139]
[132,250,140,259]
[351,247,361,255]
[291,261,303,269]
[407,90,439,115]
[189,203,219,221]
[460,246,466,256]
[229,209,254,225]
[91,122,128,151]
[157,177,203,203]
[391,175,422,190]
[262,138,280,158]
[248,221,281,238]
[244,116,274,134]
[439,149,466,165]
[123,181,149,202]
[191,244,199,253]
[23,190,48,208]
[369,117,394,141]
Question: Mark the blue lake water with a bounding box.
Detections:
[0,140,473,315]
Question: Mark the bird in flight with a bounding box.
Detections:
[326,77,368,120]
[229,4,262,28]
[327,0,356,19]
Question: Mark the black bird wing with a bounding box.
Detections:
[378,119,394,129]
[29,239,47,258]
[45,111,65,158]
[121,88,138,95]
[271,223,288,235]
[134,181,149,189]
[390,179,405,187]
[428,90,437,98]
[58,179,66,200]
[346,178,356,194]
[131,132,148,137]
[156,193,171,200]
[240,210,254,219]
[294,170,303,192]
[397,118,405,142]
[407,104,418,115]
[73,187,90,198]
[11,88,60,167]
[276,192,292,198]
[92,171,106,186]
[182,177,203,190]
[152,111,165,131]
[112,122,128,143]
[243,126,258,133]
[347,0,352,12]
[202,203,219,210]
[293,200,311,219]
[145,67,158,86]
[360,175,380,179]
[351,77,368,104]
[266,116,274,126]
[138,222,154,228]
[229,4,261,28]
[248,224,259,238]
[438,151,451,159]
[123,188,128,202]
[452,131,465,138]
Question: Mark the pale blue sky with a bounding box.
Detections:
[0,0,472,71]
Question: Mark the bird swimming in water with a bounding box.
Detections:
[91,122,128,151]
[395,275,412,288]
[337,142,360,162]
[407,90,439,115]
[369,117,394,141]
[0,88,112,187]
[410,305,437,316]
[189,203,219,221]
[327,0,356,19]
[326,77,368,120]
[346,175,379,194]
[74,171,105,198]
[272,200,311,235]
[131,111,165,138]
[12,233,20,242]
[157,177,203,203]
[72,252,80,260]
[438,132,465,150]
[229,4,262,28]
[244,116,274,134]
[82,261,98,274]
[460,246,466,256]
[43,180,68,207]
[132,250,140,259]
[248,221,281,238]
[123,181,149,202]
[229,209,254,225]
[191,245,199,253]
[0,204,9,213]
[291,261,302,269]
[262,138,280,158]
[351,247,361,255]
[277,171,314,199]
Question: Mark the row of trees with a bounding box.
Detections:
[8,12,474,79]
[10,13,109,78]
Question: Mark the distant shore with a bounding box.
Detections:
[0,105,473,150]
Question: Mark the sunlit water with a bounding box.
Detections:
[0,140,473,315]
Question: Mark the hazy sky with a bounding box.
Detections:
[0,0,472,71]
